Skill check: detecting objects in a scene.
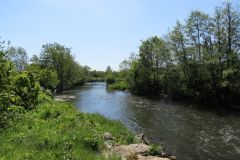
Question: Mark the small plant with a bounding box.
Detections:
[147,144,163,156]
[126,152,138,160]
[40,110,52,120]
[83,137,99,151]
[126,135,134,144]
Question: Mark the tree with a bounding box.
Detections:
[39,43,84,91]
[126,2,240,105]
[222,1,240,68]
[105,66,115,84]
[39,69,59,92]
[130,36,171,95]
[119,53,138,80]
[186,11,210,61]
[7,47,28,71]
[169,21,188,65]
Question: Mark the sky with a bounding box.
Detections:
[1,0,239,71]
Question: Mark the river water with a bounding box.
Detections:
[61,82,240,160]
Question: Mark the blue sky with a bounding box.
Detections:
[1,0,239,70]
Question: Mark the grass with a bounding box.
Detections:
[0,100,135,160]
[108,81,129,91]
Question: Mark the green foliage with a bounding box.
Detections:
[123,2,240,105]
[26,64,59,92]
[88,70,106,82]
[0,101,135,159]
[0,44,42,128]
[126,152,138,160]
[129,36,170,95]
[83,137,99,151]
[147,144,163,156]
[37,43,88,91]
[0,53,16,110]
[106,74,116,84]
[12,72,40,110]
[105,66,116,85]
[108,81,129,91]
[39,69,59,92]
[7,47,29,71]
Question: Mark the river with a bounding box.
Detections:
[60,82,240,160]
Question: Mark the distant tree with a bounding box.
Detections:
[7,47,28,71]
[130,36,170,95]
[39,43,84,90]
[221,1,240,68]
[39,69,59,92]
[30,54,40,64]
[186,11,210,61]
[125,2,240,105]
[105,66,115,84]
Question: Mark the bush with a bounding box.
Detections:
[0,101,135,159]
[109,81,129,91]
[106,74,116,84]
[39,69,59,93]
[12,72,40,110]
[147,144,163,156]
[83,137,99,151]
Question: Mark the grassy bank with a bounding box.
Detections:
[0,101,135,160]
[107,81,129,91]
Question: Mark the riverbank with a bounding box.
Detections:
[0,100,135,159]
[0,99,176,160]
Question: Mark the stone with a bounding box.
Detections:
[112,143,172,160]
[138,155,170,160]
[113,143,150,158]
[141,134,150,145]
[104,140,114,149]
[169,156,177,160]
[103,132,113,140]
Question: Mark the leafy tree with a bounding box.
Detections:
[105,66,116,84]
[186,11,210,61]
[125,2,240,105]
[130,36,171,95]
[39,69,59,92]
[222,1,240,68]
[7,47,28,71]
[38,43,84,91]
[12,72,40,110]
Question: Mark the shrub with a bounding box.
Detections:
[147,144,163,156]
[39,69,59,93]
[83,137,99,151]
[106,74,116,84]
[109,81,129,91]
[12,72,40,110]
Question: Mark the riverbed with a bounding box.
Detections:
[59,82,240,160]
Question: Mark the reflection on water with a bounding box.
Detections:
[60,82,240,160]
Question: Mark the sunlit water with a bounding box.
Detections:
[60,82,240,160]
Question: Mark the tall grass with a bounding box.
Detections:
[0,101,135,160]
[108,81,129,91]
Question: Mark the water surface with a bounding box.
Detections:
[61,82,240,160]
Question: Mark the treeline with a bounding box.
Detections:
[0,41,91,128]
[118,2,240,105]
[29,43,92,91]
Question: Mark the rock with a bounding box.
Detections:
[136,133,144,143]
[110,143,172,160]
[169,156,177,160]
[161,152,171,158]
[138,155,171,160]
[103,132,113,140]
[104,140,114,149]
[113,143,150,158]
[141,134,150,145]
[54,95,76,101]
[128,143,151,154]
